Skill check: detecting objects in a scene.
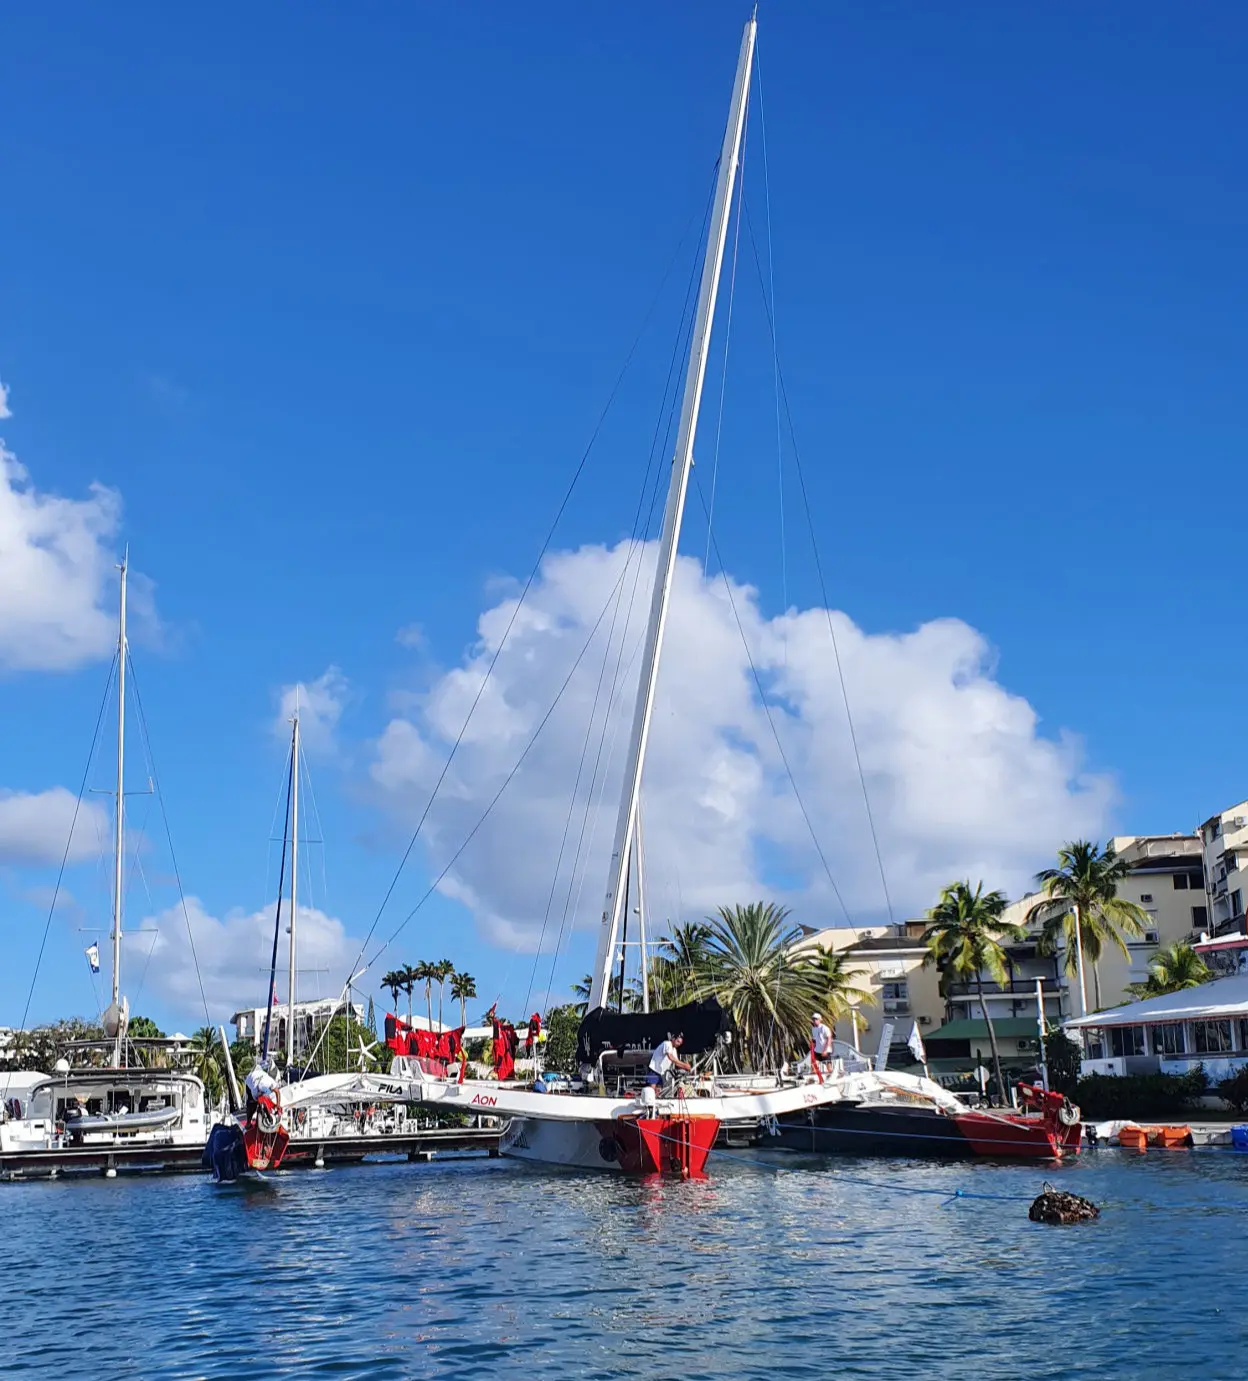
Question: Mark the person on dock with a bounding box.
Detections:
[811,1013,834,1067]
[647,1033,692,1094]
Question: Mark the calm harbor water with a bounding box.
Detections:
[3,1149,1245,1379]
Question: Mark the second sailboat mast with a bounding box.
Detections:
[286,712,300,1072]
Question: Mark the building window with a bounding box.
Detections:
[1240,1018,1248,1052]
[1235,891,1244,918]
[1192,906,1208,927]
[1139,893,1153,903]
[880,982,908,1002]
[1173,874,1189,890]
[1109,1026,1145,1058]
[1151,1025,1185,1056]
[1192,1020,1233,1054]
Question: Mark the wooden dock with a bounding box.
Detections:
[0,1125,501,1180]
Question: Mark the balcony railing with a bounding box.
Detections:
[945,980,1054,998]
[881,1000,911,1016]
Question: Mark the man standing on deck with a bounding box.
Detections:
[811,1012,834,1067]
[244,1055,281,1120]
[646,1033,692,1094]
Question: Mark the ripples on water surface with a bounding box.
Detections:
[3,1150,1246,1378]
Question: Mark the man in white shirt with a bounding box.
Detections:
[810,1013,834,1065]
[244,1055,281,1119]
[646,1033,692,1092]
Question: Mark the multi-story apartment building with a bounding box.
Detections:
[1198,802,1248,937]
[796,922,943,1066]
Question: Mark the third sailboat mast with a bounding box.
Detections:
[587,16,757,1011]
[286,710,300,1072]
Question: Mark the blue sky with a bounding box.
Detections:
[2,2,1245,1035]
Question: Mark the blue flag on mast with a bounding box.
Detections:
[85,943,100,974]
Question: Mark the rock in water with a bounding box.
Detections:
[1029,1182,1100,1225]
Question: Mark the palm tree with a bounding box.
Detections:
[433,959,456,1027]
[691,902,814,1072]
[414,961,436,1029]
[923,880,1026,1103]
[1029,841,1149,1012]
[382,969,404,1014]
[571,974,592,1017]
[189,1025,223,1103]
[649,921,714,1006]
[451,971,477,1028]
[1124,941,1211,1000]
[400,964,421,1024]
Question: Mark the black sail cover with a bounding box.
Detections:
[577,998,729,1064]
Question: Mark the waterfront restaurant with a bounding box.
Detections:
[1066,973,1248,1082]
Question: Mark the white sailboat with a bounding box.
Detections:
[391,14,851,1174]
[0,557,215,1168]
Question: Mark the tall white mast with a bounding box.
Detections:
[636,810,650,1014]
[588,17,756,1010]
[110,555,128,1066]
[286,710,300,1072]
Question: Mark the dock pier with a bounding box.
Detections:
[0,1126,501,1180]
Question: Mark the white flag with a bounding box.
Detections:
[85,943,100,974]
[907,1020,926,1064]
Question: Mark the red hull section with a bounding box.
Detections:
[243,1122,289,1171]
[597,1115,719,1177]
[956,1084,1083,1160]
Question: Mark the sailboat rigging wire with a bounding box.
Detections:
[519,212,710,1014]
[341,170,721,989]
[741,202,896,927]
[295,543,641,1088]
[702,78,749,577]
[693,474,852,926]
[536,220,711,1013]
[127,659,215,1028]
[4,654,116,1095]
[261,751,294,1061]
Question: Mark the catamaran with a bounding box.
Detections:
[369,13,860,1175]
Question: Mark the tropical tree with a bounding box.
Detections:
[451,971,478,1028]
[433,959,456,1027]
[923,880,1026,1103]
[188,1026,224,1103]
[570,972,634,1015]
[382,969,405,1014]
[648,922,714,1006]
[543,1003,581,1074]
[1028,841,1149,1012]
[412,961,436,1029]
[1124,941,1211,1000]
[400,964,421,1024]
[691,902,815,1072]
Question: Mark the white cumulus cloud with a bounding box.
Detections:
[0,787,111,866]
[0,378,154,672]
[369,539,1114,952]
[136,896,364,1022]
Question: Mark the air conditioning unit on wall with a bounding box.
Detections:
[919,1016,931,1025]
